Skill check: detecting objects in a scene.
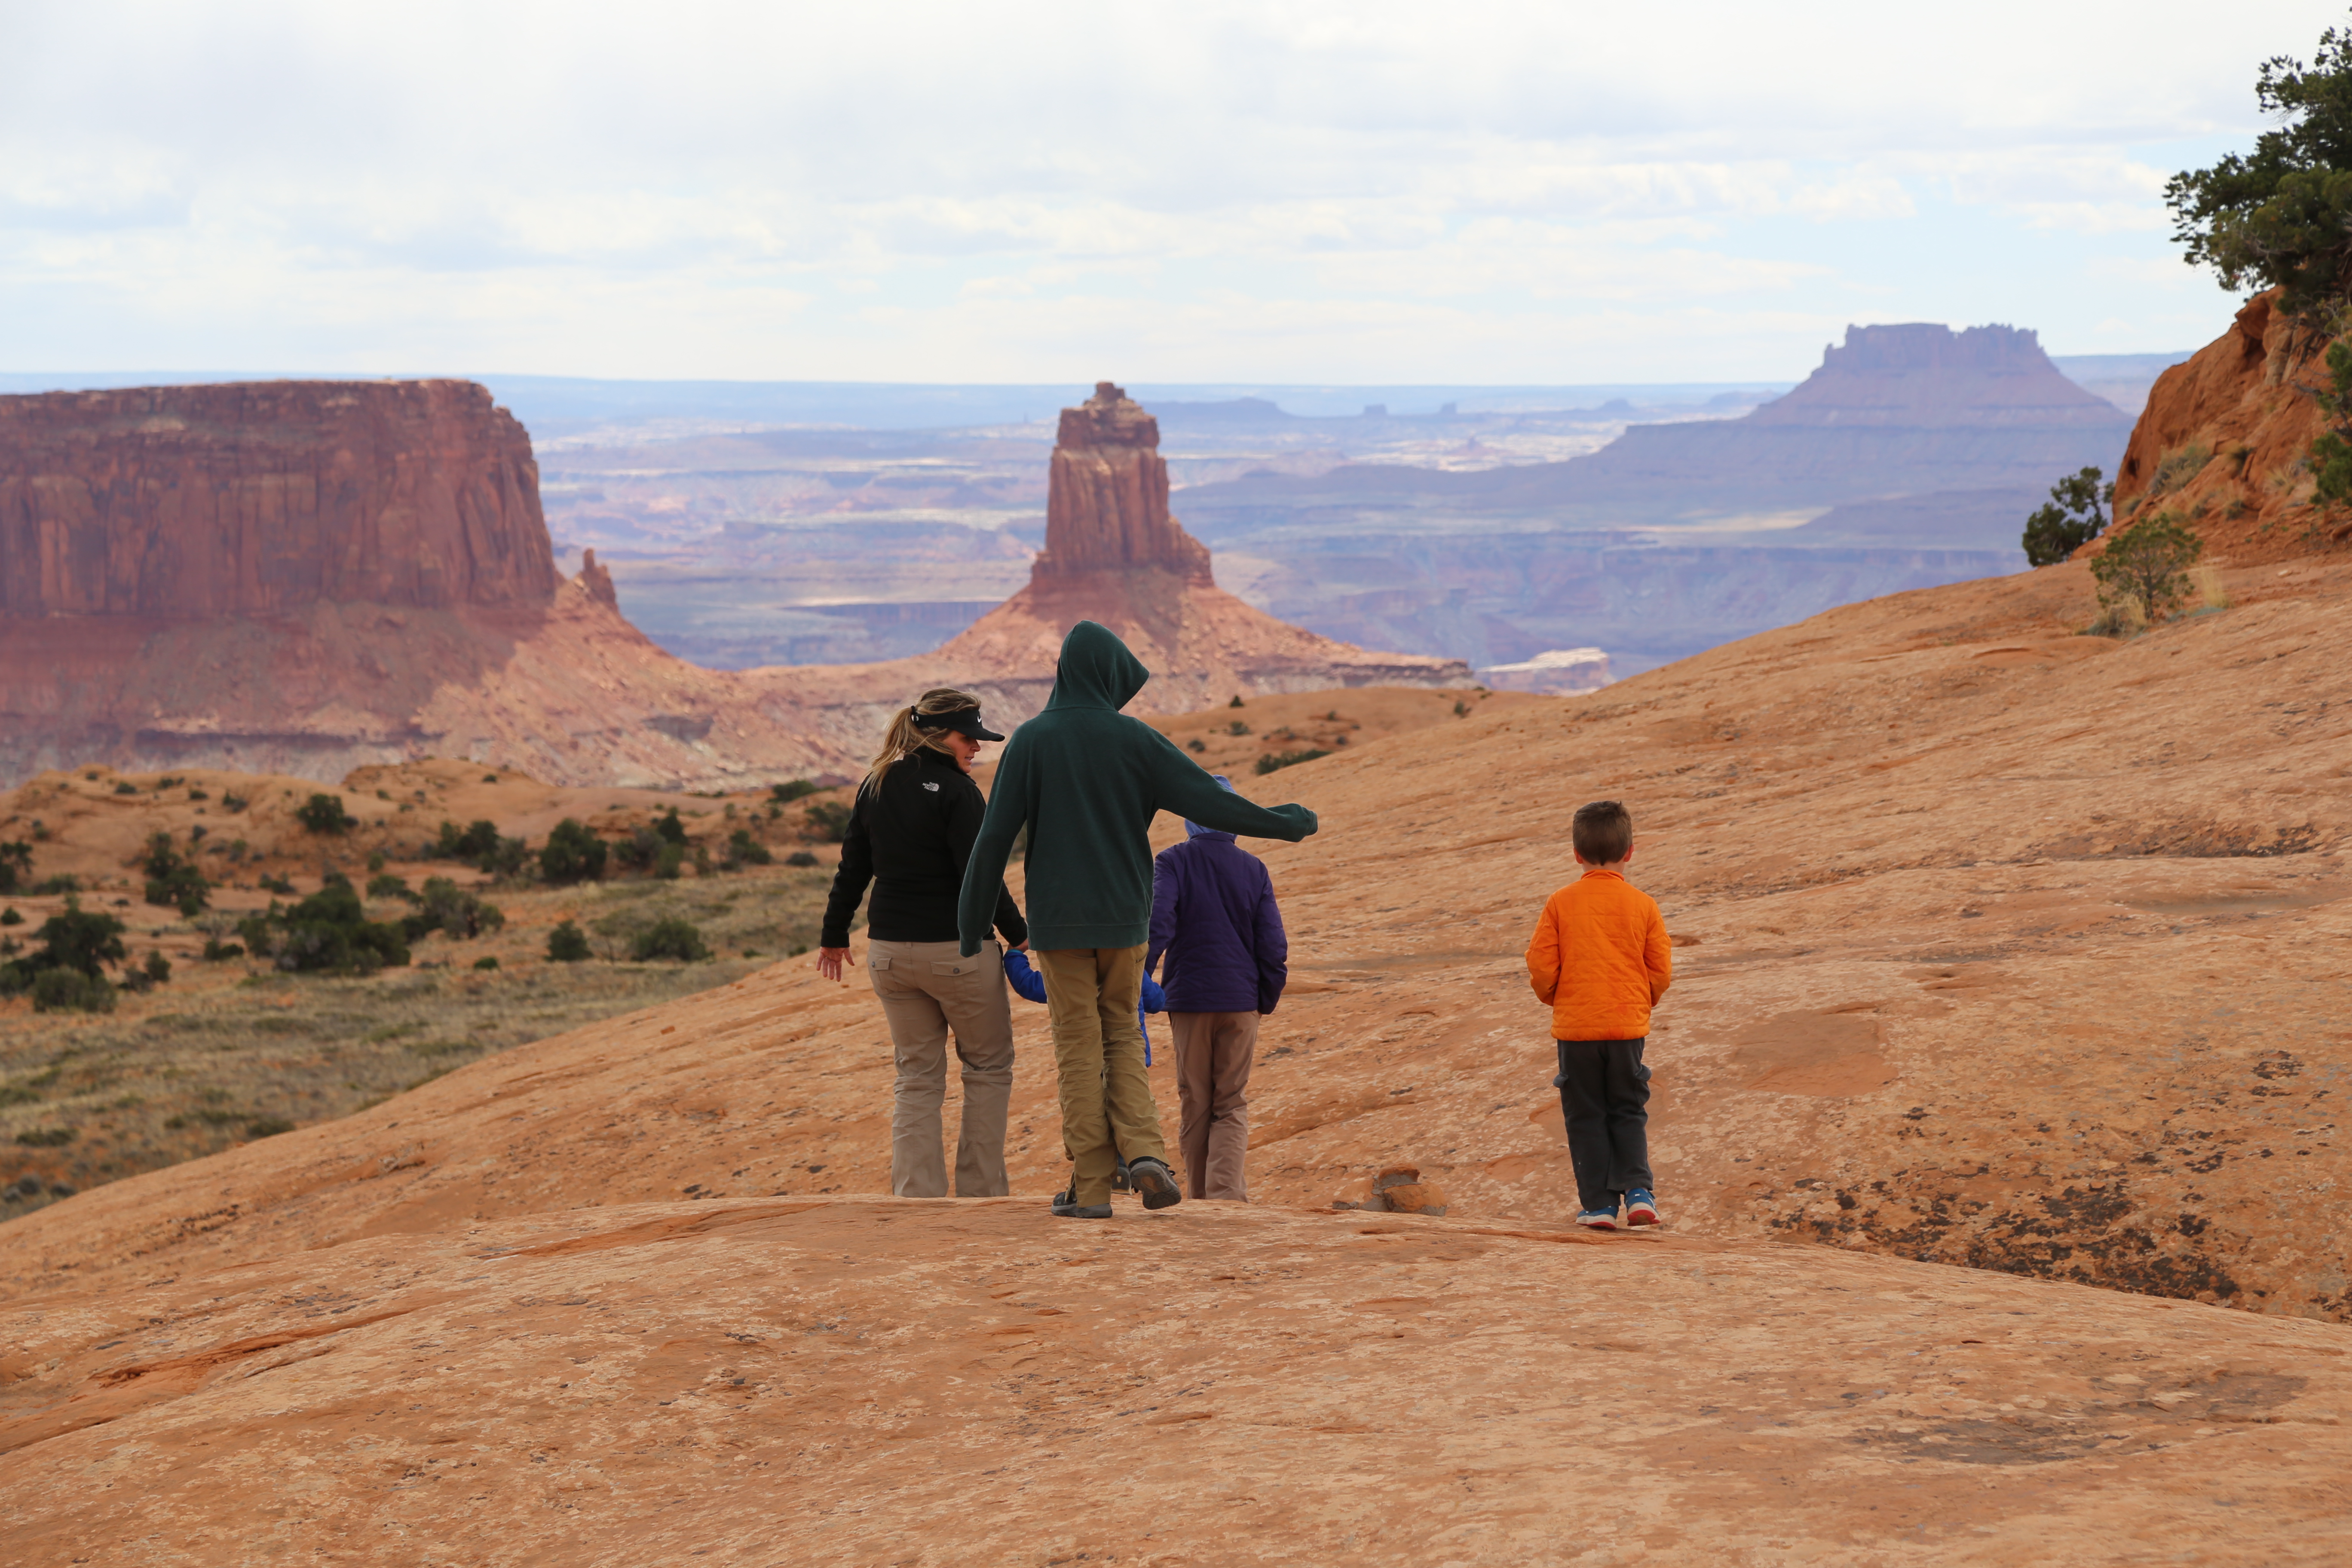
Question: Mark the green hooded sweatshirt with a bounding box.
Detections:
[957,621,1320,955]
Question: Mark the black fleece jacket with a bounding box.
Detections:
[821,746,1026,949]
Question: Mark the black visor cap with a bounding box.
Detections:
[913,708,1005,743]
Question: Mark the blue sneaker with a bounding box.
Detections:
[1625,1190,1660,1227]
[1576,1207,1619,1231]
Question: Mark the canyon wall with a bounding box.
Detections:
[0,380,560,618]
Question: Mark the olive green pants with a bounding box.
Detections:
[1036,945,1167,1207]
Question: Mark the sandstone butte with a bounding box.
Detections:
[0,379,1463,791]
[8,525,2352,1556]
[752,381,1473,760]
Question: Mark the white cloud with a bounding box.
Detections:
[0,0,2342,379]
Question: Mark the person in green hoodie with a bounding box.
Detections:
[958,621,1320,1219]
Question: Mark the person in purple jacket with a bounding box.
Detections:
[1146,775,1288,1201]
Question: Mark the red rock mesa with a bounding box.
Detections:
[0,380,558,616]
[0,381,853,787]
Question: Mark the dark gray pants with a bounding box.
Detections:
[1554,1038,1652,1213]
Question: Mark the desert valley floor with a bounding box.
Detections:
[5,552,2352,1563]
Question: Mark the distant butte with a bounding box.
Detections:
[754,382,1470,748]
[0,380,855,787]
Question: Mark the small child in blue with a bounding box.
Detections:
[1003,947,1167,1194]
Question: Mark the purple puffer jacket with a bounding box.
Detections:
[1147,827,1288,1014]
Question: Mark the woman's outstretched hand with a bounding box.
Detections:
[816,946,851,982]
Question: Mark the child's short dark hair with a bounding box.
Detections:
[1572,799,1632,865]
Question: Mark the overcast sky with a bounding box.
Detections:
[1,0,2345,384]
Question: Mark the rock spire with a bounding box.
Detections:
[1032,382,1213,580]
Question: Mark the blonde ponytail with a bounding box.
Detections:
[860,687,988,797]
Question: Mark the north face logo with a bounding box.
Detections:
[922,781,941,791]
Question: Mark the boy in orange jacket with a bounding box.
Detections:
[1523,799,1672,1231]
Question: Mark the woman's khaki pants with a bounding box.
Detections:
[867,939,1015,1197]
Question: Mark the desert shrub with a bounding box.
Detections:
[1226,720,1251,736]
[2166,22,2352,317]
[0,840,31,894]
[140,833,211,917]
[242,877,412,974]
[15,1126,76,1147]
[113,781,136,795]
[6,898,127,983]
[784,850,820,868]
[802,801,851,843]
[258,873,295,895]
[31,969,115,1013]
[0,907,18,927]
[121,950,172,993]
[366,873,416,902]
[245,1118,295,1138]
[539,819,609,885]
[2023,466,2113,566]
[1255,748,1332,775]
[2091,513,2206,627]
[402,877,505,941]
[296,793,358,834]
[723,829,772,870]
[30,875,78,896]
[1186,737,1207,753]
[653,808,689,846]
[472,955,500,971]
[2147,443,2212,499]
[2306,338,2352,511]
[1228,695,1245,707]
[186,787,209,801]
[631,917,711,963]
[220,792,249,812]
[547,920,592,962]
[770,779,819,803]
[435,819,530,876]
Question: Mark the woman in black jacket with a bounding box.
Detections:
[817,687,1027,1197]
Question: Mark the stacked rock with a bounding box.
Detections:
[1332,1164,1449,1217]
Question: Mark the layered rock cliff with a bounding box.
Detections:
[0,380,560,616]
[0,382,858,787]
[2098,289,2347,565]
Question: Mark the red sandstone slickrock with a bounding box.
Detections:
[6,541,2352,1560]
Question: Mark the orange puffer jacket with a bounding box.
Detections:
[1524,869,1672,1041]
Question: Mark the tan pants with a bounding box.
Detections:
[1036,945,1167,1206]
[1170,1011,1259,1200]
[867,938,1015,1198]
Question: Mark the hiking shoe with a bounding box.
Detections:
[1576,1207,1620,1231]
[1625,1190,1660,1227]
[1051,1187,1112,1219]
[1127,1157,1183,1211]
[1110,1158,1132,1193]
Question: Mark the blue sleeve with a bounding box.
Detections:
[1147,846,1181,977]
[1253,862,1288,1014]
[1000,947,1048,1005]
